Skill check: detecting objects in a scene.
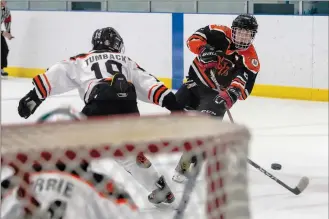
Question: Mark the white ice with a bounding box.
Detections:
[1,77,328,219]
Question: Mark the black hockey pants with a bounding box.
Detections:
[1,35,9,69]
[81,78,139,117]
[174,82,227,171]
[81,100,139,117]
[175,82,227,118]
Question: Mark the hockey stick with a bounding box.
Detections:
[246,157,309,195]
[209,69,310,195]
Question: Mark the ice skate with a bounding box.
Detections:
[172,161,189,183]
[136,152,152,168]
[172,170,188,184]
[148,176,175,205]
[172,153,195,184]
[1,69,8,77]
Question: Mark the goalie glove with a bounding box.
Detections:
[214,87,240,109]
[18,89,44,119]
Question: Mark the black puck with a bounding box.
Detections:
[271,163,282,170]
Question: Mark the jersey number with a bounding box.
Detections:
[91,60,123,79]
[47,200,67,219]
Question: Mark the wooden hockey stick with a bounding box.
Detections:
[210,69,310,195]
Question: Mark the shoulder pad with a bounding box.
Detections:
[209,24,232,38]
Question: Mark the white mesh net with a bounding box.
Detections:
[1,113,251,219]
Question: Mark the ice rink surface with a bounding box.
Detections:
[1,78,328,219]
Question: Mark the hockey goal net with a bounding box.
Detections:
[1,113,251,219]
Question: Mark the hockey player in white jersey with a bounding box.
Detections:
[2,107,138,219]
[1,170,139,219]
[17,27,181,206]
[18,27,184,117]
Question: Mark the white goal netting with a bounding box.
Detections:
[1,113,251,219]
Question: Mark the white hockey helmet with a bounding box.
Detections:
[36,105,86,123]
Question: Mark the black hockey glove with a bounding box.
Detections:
[18,89,43,119]
[198,44,218,69]
[162,92,185,112]
[214,87,240,110]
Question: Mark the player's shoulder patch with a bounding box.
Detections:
[251,58,259,67]
[238,44,260,74]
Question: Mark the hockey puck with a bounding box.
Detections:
[271,163,282,170]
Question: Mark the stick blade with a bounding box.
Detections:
[296,176,310,194]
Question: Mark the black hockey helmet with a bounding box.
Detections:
[92,27,124,53]
[231,14,258,50]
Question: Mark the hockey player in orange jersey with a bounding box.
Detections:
[173,14,261,183]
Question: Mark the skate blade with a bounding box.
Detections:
[153,201,179,211]
[172,172,187,184]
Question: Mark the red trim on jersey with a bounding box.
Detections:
[193,59,216,89]
[33,75,47,98]
[231,83,247,99]
[42,74,52,95]
[148,84,158,100]
[153,85,167,105]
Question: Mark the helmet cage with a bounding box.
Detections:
[232,27,256,50]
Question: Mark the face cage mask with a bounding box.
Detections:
[232,27,256,50]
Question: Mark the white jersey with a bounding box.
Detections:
[1,171,138,219]
[32,50,171,106]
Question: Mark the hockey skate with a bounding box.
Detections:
[172,161,190,184]
[172,153,204,183]
[148,176,175,206]
[172,153,198,183]
[1,69,8,77]
[136,152,152,168]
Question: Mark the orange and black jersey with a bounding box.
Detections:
[186,24,260,100]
